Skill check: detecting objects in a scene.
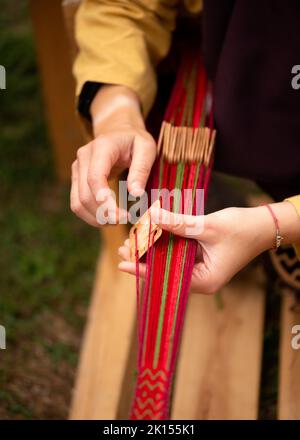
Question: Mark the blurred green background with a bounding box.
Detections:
[0,1,99,418]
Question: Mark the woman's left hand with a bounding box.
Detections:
[118,202,299,294]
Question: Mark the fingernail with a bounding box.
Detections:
[129,181,144,197]
[118,262,126,270]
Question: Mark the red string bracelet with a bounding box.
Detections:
[260,203,283,251]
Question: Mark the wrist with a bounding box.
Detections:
[250,201,300,253]
[269,201,300,245]
[91,85,145,137]
[245,206,276,253]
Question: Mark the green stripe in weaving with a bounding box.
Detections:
[153,162,185,368]
[142,156,164,365]
[167,240,188,369]
[166,163,201,368]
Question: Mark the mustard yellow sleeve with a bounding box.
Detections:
[73,0,179,120]
[285,195,300,259]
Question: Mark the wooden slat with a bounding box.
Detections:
[70,177,137,419]
[69,224,136,419]
[29,0,84,181]
[172,265,266,420]
[278,290,300,419]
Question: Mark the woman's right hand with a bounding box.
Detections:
[70,84,156,227]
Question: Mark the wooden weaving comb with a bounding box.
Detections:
[129,200,162,262]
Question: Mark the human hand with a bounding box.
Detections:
[118,201,300,294]
[70,85,156,226]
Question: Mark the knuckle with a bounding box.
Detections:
[79,190,92,207]
[76,145,87,159]
[143,138,156,151]
[205,277,222,295]
[198,283,216,295]
[194,272,221,296]
[204,285,218,296]
[91,136,107,150]
[87,170,99,187]
[70,201,81,215]
[89,140,97,151]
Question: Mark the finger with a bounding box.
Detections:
[117,238,137,261]
[118,261,146,277]
[70,161,99,227]
[118,249,214,293]
[77,145,99,216]
[189,263,218,295]
[118,245,131,261]
[127,135,156,196]
[87,139,130,224]
[87,138,118,202]
[190,272,210,294]
[150,207,205,240]
[96,203,130,225]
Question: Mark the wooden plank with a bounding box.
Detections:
[278,290,300,419]
[172,265,266,420]
[29,0,85,181]
[62,0,81,61]
[116,322,138,419]
[69,224,137,419]
[70,177,137,419]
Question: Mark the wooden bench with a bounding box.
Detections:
[29,0,300,420]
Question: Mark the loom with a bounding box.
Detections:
[129,51,216,420]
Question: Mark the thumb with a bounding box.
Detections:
[127,135,156,196]
[150,207,205,240]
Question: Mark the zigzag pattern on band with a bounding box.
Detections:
[131,368,168,420]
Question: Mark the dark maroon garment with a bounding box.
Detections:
[202,0,300,201]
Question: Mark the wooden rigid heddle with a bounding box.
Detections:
[129,51,216,420]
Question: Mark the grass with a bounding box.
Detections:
[0,1,99,419]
